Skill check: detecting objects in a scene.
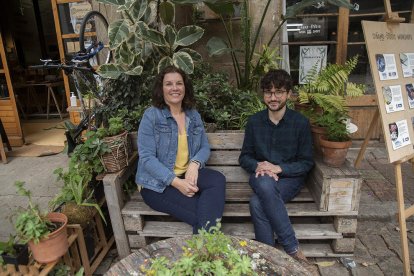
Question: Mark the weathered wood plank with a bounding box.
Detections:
[207,151,240,165]
[128,221,342,240]
[207,132,245,149]
[122,201,358,217]
[206,166,250,182]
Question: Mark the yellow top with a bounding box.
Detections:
[174,131,189,176]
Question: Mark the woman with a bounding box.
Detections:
[136,66,226,233]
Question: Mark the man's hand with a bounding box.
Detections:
[185,161,200,187]
[171,177,199,197]
[255,161,282,180]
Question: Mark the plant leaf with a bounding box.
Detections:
[205,1,234,17]
[108,19,131,49]
[160,1,175,25]
[175,25,204,47]
[206,37,229,56]
[173,51,194,74]
[164,25,177,49]
[140,23,168,47]
[95,0,125,6]
[158,56,174,73]
[125,65,144,76]
[97,64,124,79]
[129,0,148,21]
[179,48,202,62]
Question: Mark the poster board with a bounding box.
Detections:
[299,45,327,84]
[362,21,414,163]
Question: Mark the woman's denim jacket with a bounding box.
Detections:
[135,106,210,193]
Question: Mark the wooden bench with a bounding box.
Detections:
[103,132,362,259]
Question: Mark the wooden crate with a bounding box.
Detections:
[66,202,115,276]
[0,232,81,276]
[307,158,362,212]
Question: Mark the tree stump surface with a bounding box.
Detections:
[105,236,309,275]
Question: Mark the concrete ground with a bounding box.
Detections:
[1,143,414,275]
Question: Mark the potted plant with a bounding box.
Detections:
[314,111,352,167]
[0,235,29,267]
[13,181,68,264]
[297,56,365,157]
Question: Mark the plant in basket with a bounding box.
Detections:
[97,116,132,173]
[13,181,68,264]
[0,235,29,267]
[51,164,106,228]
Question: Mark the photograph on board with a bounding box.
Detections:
[400,53,414,78]
[406,83,414,108]
[376,53,398,81]
[382,85,404,113]
[389,120,411,150]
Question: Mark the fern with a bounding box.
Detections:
[297,56,364,113]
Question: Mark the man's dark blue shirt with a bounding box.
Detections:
[239,108,314,177]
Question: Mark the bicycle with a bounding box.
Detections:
[30,11,112,154]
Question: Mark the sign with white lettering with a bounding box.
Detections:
[362,21,414,163]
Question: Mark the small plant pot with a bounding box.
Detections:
[1,244,29,266]
[28,212,69,264]
[311,124,327,156]
[319,136,352,167]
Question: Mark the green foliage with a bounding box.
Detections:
[14,181,52,244]
[297,56,365,139]
[203,0,357,90]
[314,112,350,142]
[0,235,17,265]
[140,221,254,275]
[193,70,264,130]
[96,0,204,78]
[94,73,153,130]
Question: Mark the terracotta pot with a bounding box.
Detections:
[28,212,68,264]
[319,136,352,167]
[311,124,327,156]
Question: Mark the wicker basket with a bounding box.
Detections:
[100,131,131,173]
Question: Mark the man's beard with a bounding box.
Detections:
[266,99,287,112]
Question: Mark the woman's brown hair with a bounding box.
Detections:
[152,66,196,110]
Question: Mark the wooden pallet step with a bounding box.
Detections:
[122,201,358,217]
[129,221,343,240]
[130,186,314,202]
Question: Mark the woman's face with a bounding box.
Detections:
[163,72,185,108]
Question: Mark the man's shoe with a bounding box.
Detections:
[289,249,319,275]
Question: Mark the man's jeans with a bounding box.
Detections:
[249,174,305,254]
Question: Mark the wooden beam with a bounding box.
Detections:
[336,6,350,65]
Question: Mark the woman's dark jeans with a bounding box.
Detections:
[140,168,226,233]
[249,174,305,254]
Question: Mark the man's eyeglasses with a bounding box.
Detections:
[263,89,288,98]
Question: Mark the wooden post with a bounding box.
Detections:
[354,108,379,168]
[394,161,411,275]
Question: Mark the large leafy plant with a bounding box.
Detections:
[96,0,204,78]
[176,0,358,90]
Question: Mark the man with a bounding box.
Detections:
[239,69,315,271]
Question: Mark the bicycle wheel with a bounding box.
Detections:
[79,11,112,67]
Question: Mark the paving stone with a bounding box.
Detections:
[353,239,375,264]
[376,256,404,276]
[315,258,349,276]
[364,179,396,202]
[359,170,386,180]
[358,235,396,258]
[350,264,384,276]
[357,221,389,236]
